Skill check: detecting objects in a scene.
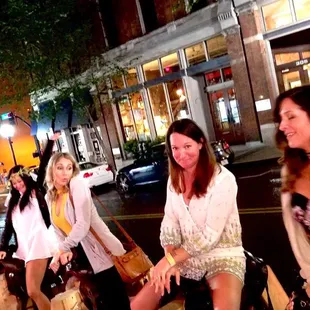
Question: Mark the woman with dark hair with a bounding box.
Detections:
[274,85,310,308]
[0,134,59,310]
[131,119,245,310]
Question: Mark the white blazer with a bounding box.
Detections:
[46,176,125,274]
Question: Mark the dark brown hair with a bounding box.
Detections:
[165,118,217,198]
[273,85,310,191]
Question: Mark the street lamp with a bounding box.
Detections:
[0,124,17,165]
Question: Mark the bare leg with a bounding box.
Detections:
[131,282,162,310]
[207,273,243,310]
[26,259,50,310]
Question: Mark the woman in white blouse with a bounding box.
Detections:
[131,119,245,310]
[45,152,130,309]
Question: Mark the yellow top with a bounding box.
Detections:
[51,193,72,236]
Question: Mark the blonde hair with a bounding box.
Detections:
[45,152,80,201]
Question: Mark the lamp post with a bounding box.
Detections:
[0,124,17,165]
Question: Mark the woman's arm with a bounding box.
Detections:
[160,179,182,249]
[0,211,16,253]
[58,177,92,252]
[36,133,60,189]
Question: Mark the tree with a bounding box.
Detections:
[0,0,123,171]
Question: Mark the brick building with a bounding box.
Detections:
[33,0,310,163]
[97,0,310,156]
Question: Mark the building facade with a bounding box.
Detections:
[32,0,310,164]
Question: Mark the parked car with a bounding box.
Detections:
[79,162,114,188]
[116,140,234,195]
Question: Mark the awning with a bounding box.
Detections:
[31,90,93,135]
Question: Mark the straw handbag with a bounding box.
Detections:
[69,191,153,284]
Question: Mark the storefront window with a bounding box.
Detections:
[185,43,206,66]
[118,96,136,141]
[205,70,222,86]
[206,35,228,59]
[126,68,138,87]
[302,51,310,59]
[294,0,310,21]
[275,53,300,65]
[148,85,171,136]
[111,75,125,90]
[161,53,180,75]
[282,70,302,90]
[166,80,190,120]
[262,0,293,31]
[129,92,151,141]
[143,60,161,81]
[223,67,233,81]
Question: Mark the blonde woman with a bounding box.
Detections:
[45,152,130,309]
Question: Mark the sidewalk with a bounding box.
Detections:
[231,123,282,164]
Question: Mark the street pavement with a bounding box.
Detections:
[0,158,298,295]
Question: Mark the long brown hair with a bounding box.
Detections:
[166,119,217,198]
[274,85,310,191]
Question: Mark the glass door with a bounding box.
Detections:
[208,88,245,145]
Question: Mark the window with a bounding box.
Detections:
[148,85,171,136]
[111,75,125,90]
[206,35,228,59]
[118,96,136,141]
[223,67,232,81]
[185,43,206,66]
[126,68,138,87]
[161,53,180,75]
[275,53,300,65]
[130,92,151,141]
[205,70,222,86]
[166,80,190,120]
[139,0,159,32]
[153,0,186,27]
[262,0,292,31]
[118,93,151,141]
[143,60,161,81]
[302,51,310,59]
[294,0,310,21]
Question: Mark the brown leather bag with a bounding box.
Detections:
[69,191,153,284]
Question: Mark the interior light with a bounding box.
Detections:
[176,89,183,96]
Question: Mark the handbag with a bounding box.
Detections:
[69,191,153,284]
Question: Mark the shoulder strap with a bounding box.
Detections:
[91,190,135,245]
[68,191,113,256]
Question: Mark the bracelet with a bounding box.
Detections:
[165,252,176,267]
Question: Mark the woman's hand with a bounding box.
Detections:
[50,132,61,141]
[50,252,61,274]
[0,251,6,260]
[150,256,172,296]
[164,266,180,294]
[60,251,73,265]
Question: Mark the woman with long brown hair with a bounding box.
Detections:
[131,119,245,310]
[274,85,310,309]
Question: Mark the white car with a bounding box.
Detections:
[79,162,114,188]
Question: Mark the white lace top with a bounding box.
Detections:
[160,166,244,280]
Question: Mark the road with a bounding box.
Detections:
[0,159,298,294]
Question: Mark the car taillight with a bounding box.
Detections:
[83,172,93,178]
[106,166,111,171]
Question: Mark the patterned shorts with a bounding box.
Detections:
[205,256,246,284]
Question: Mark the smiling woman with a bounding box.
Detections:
[274,85,310,308]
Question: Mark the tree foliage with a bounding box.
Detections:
[0,0,121,118]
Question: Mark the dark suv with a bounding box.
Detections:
[116,140,234,195]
